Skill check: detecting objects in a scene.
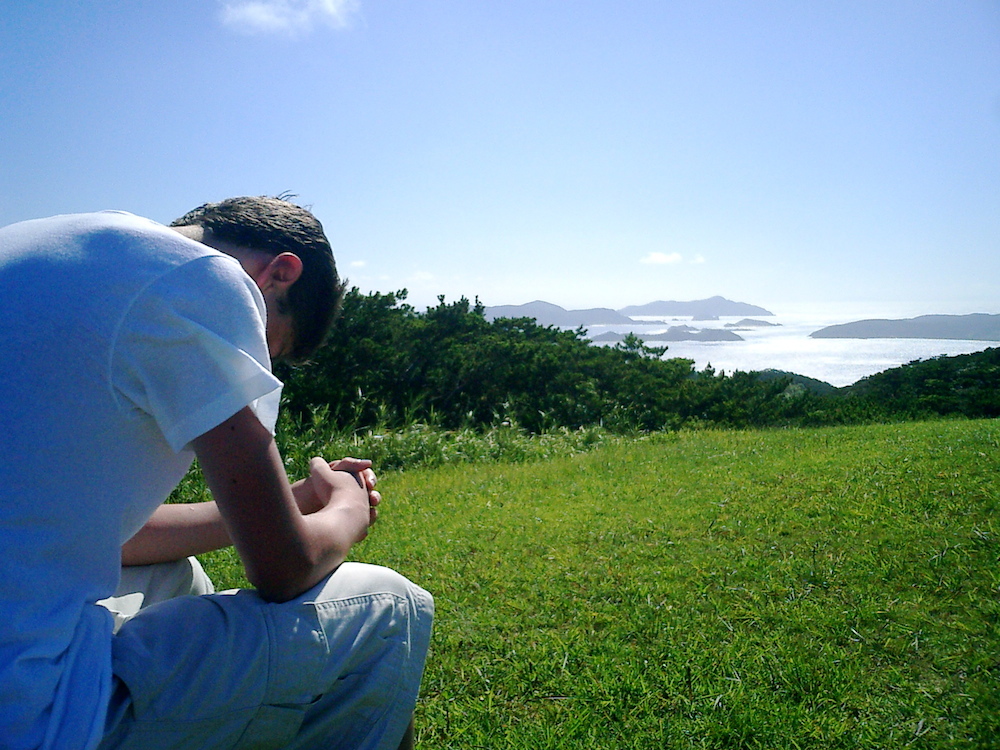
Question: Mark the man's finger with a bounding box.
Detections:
[361,468,377,489]
[310,456,335,476]
[329,457,373,472]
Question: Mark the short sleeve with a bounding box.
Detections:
[111,254,283,452]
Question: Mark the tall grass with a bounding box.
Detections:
[197,419,1000,748]
[274,407,618,475]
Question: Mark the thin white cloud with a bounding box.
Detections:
[219,0,358,35]
[640,252,683,265]
[690,254,706,265]
[349,260,366,268]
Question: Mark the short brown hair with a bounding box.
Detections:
[171,196,344,361]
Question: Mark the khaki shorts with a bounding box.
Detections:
[98,561,434,750]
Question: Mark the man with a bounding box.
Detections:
[0,197,433,749]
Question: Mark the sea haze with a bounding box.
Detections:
[585,311,1000,388]
[483,299,1000,387]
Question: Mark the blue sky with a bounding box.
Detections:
[2,1,998,316]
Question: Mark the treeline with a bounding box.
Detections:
[848,347,1000,420]
[277,289,1000,433]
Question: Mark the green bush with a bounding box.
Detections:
[277,289,1000,435]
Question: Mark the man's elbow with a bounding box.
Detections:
[244,555,336,603]
[249,573,310,603]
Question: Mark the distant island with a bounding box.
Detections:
[591,326,744,343]
[618,296,773,319]
[811,314,1000,341]
[725,318,781,329]
[482,300,632,327]
[484,296,772,328]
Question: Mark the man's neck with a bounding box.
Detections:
[169,225,270,279]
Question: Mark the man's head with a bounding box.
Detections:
[171,196,344,362]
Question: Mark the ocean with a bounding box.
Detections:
[584,310,1000,388]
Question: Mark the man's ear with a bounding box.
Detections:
[260,253,303,291]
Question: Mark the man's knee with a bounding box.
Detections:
[319,562,433,609]
[287,565,433,748]
[307,562,435,653]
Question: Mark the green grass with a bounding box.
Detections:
[198,419,1000,748]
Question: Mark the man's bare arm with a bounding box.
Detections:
[121,502,230,566]
[121,457,380,568]
[190,405,373,602]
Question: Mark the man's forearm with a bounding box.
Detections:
[188,406,375,602]
[121,502,232,566]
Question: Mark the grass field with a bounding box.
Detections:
[199,419,1000,748]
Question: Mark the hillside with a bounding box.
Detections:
[842,347,1000,417]
[202,419,1000,747]
[811,313,1000,340]
[754,368,838,395]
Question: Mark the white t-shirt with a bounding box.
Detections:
[0,211,283,750]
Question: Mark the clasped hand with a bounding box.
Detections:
[291,456,381,532]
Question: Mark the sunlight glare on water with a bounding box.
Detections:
[586,309,1000,388]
